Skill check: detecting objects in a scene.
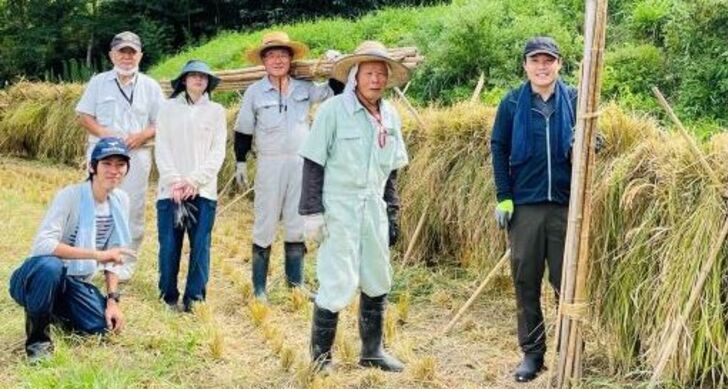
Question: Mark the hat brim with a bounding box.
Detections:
[170,71,222,96]
[331,54,411,89]
[112,42,141,52]
[245,40,309,65]
[525,49,560,58]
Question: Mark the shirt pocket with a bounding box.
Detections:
[291,93,311,124]
[333,126,365,167]
[377,129,397,173]
[96,97,117,127]
[255,100,285,132]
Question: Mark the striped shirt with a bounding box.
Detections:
[67,201,114,250]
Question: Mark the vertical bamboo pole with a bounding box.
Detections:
[554,0,608,387]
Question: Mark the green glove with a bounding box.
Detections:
[495,199,514,229]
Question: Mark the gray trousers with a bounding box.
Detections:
[508,203,568,355]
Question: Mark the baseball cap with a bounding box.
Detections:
[110,31,142,52]
[91,137,130,163]
[523,36,561,58]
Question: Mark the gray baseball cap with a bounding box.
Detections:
[523,36,560,58]
[111,31,142,51]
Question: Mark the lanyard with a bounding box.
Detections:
[114,76,136,106]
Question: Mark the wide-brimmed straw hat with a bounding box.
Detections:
[331,41,410,88]
[245,31,309,65]
[170,60,221,97]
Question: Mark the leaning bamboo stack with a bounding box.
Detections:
[553,0,608,387]
[159,47,423,94]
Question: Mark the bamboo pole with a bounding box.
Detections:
[554,0,608,387]
[470,73,485,103]
[394,86,427,131]
[216,187,254,217]
[440,249,510,335]
[401,203,430,266]
[652,87,722,188]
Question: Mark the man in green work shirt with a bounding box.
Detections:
[298,40,410,373]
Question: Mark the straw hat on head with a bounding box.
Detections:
[331,41,411,88]
[245,31,310,65]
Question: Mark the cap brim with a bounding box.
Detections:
[331,54,411,88]
[112,43,141,52]
[526,50,560,58]
[245,41,309,65]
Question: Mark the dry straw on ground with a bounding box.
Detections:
[1,81,727,386]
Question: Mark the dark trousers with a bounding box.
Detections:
[508,203,567,355]
[9,256,107,334]
[156,197,217,307]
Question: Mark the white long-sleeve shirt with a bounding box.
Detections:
[155,94,227,201]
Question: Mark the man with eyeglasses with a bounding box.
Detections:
[233,31,342,301]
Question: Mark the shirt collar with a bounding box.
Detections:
[105,70,137,87]
[261,76,294,93]
[342,90,395,129]
[174,92,210,106]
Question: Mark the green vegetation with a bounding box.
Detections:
[149,0,728,130]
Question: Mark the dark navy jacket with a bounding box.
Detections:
[490,82,578,205]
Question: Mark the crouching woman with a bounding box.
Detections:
[154,60,226,312]
[9,137,134,362]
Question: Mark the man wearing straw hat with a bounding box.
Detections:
[233,31,342,301]
[490,36,578,382]
[299,40,410,373]
[76,31,165,281]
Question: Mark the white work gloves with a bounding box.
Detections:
[235,161,248,188]
[304,214,327,243]
[324,49,342,61]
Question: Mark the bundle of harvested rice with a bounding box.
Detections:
[159,47,423,94]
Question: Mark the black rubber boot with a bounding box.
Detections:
[358,293,404,372]
[310,304,338,374]
[284,242,305,287]
[25,313,53,363]
[251,244,271,300]
[514,353,544,382]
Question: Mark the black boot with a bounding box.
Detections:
[251,244,271,300]
[514,353,544,382]
[284,242,305,287]
[358,293,404,372]
[25,313,53,363]
[310,304,338,374]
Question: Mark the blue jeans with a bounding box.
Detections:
[156,197,216,308]
[9,256,107,334]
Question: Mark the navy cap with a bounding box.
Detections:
[91,137,130,163]
[523,36,561,58]
[111,31,142,51]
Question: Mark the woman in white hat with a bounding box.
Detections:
[299,40,410,373]
[155,60,227,312]
[233,31,342,301]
